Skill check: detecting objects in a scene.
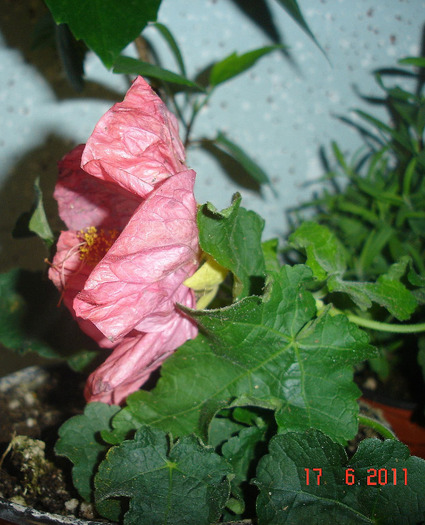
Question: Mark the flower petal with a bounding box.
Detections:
[81,77,186,198]
[73,169,199,342]
[84,288,197,404]
[55,144,140,231]
[48,230,115,349]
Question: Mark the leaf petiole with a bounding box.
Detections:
[347,313,425,333]
[358,415,398,441]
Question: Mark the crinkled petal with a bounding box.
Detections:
[84,290,197,404]
[73,170,199,342]
[81,77,186,198]
[55,144,140,231]
[48,231,114,348]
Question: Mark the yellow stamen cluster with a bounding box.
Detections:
[78,226,119,266]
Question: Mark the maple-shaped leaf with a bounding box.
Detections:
[104,265,376,446]
[254,429,425,524]
[95,425,231,525]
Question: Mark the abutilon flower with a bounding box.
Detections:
[48,77,200,404]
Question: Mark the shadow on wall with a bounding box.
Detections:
[0,134,73,272]
[0,134,107,376]
[0,0,126,101]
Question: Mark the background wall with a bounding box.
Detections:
[0,0,424,372]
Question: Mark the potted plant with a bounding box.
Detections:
[285,56,425,460]
[1,2,425,524]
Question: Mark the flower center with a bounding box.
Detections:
[78,226,119,266]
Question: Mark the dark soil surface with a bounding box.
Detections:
[0,365,100,521]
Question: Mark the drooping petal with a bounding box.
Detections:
[48,231,115,349]
[84,286,197,404]
[73,169,199,343]
[54,144,140,232]
[81,77,186,198]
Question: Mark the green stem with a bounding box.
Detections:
[358,415,398,441]
[184,88,215,148]
[347,313,425,333]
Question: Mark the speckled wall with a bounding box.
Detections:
[0,0,424,267]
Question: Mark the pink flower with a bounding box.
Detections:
[48,77,199,404]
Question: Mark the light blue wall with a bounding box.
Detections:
[0,0,423,247]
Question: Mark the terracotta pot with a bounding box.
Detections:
[361,393,425,460]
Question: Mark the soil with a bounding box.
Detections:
[0,365,101,522]
[0,364,399,524]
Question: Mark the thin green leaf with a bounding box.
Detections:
[209,45,282,87]
[153,22,186,76]
[113,56,204,91]
[29,178,55,247]
[44,0,161,68]
[214,132,271,185]
[399,56,425,68]
[355,110,414,152]
[273,0,327,58]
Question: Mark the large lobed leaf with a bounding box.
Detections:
[255,429,425,524]
[94,425,231,525]
[104,265,376,446]
[44,0,161,68]
[55,403,120,502]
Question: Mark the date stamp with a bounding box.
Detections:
[304,467,408,486]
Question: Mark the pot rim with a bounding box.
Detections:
[0,497,113,525]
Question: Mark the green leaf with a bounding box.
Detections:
[289,221,348,280]
[55,403,120,502]
[329,277,417,321]
[0,269,101,360]
[214,132,271,185]
[262,238,281,273]
[44,0,161,68]
[399,56,425,68]
[153,22,186,76]
[113,56,204,91]
[66,349,99,372]
[0,269,59,358]
[197,195,266,299]
[254,430,425,524]
[13,178,54,247]
[95,426,231,525]
[55,23,86,92]
[29,178,55,246]
[221,424,268,514]
[358,277,417,321]
[290,222,418,320]
[355,109,414,152]
[273,0,327,57]
[107,266,376,445]
[209,45,281,87]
